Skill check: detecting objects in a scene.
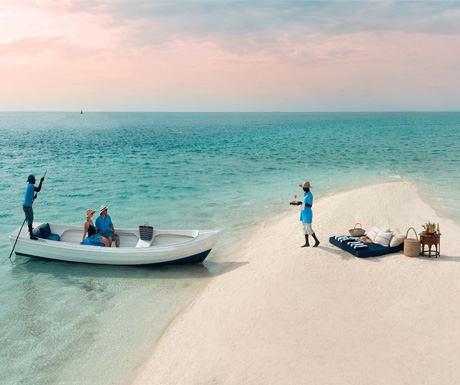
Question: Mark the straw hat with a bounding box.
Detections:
[99,205,108,213]
[299,181,311,189]
[86,209,95,218]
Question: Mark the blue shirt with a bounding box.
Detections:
[95,214,113,234]
[300,191,313,223]
[23,183,35,207]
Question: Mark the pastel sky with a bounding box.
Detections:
[1,1,460,111]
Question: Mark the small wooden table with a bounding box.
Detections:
[419,232,441,258]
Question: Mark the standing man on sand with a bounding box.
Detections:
[290,181,320,247]
[95,205,120,247]
[23,174,45,240]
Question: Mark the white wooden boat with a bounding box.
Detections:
[9,223,223,265]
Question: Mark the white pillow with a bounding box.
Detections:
[380,227,390,233]
[367,226,380,241]
[390,232,405,247]
[374,231,392,247]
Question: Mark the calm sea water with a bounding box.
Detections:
[1,112,459,384]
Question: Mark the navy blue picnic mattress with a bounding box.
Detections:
[329,236,404,258]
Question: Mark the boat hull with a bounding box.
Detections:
[9,224,222,265]
[14,249,212,265]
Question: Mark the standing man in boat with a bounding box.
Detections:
[23,174,45,240]
[95,205,120,247]
[290,181,320,248]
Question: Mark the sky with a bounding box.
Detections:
[0,1,460,112]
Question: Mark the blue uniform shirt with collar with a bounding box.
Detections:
[23,183,35,207]
[300,191,313,224]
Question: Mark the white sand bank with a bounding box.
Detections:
[132,182,460,385]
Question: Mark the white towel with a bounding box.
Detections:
[348,241,368,249]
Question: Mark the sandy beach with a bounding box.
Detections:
[132,181,460,384]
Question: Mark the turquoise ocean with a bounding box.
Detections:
[1,112,459,384]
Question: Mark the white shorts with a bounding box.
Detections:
[302,222,314,235]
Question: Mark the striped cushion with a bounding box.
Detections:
[367,226,380,241]
[374,231,392,247]
[390,232,405,247]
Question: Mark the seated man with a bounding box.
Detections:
[95,205,120,247]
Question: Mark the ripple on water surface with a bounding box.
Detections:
[0,112,459,384]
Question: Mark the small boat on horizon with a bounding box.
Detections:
[80,110,83,114]
[9,223,222,265]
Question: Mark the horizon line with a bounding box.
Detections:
[1,110,460,114]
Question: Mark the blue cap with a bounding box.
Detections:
[27,174,35,182]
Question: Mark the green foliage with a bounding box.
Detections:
[422,221,437,234]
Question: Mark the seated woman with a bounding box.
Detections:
[82,209,110,247]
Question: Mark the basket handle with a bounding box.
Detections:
[405,227,418,240]
[354,223,362,229]
[144,222,149,226]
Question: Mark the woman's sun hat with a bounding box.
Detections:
[99,205,108,213]
[86,209,95,218]
[299,181,311,189]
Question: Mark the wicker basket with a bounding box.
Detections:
[404,227,420,257]
[139,222,154,241]
[349,223,366,236]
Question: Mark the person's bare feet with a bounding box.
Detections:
[301,235,310,247]
[312,234,320,247]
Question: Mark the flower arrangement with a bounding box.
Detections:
[422,222,438,235]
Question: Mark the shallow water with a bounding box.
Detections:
[0,112,459,384]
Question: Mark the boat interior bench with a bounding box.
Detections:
[136,239,153,248]
[33,223,61,241]
[329,236,403,258]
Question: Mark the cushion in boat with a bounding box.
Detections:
[40,223,51,238]
[33,223,51,239]
[82,237,104,247]
[32,227,41,239]
[33,223,60,241]
[46,234,61,241]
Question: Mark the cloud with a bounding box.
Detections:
[6,1,460,60]
[31,0,452,71]
[0,36,63,56]
[1,1,460,111]
[85,1,460,49]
